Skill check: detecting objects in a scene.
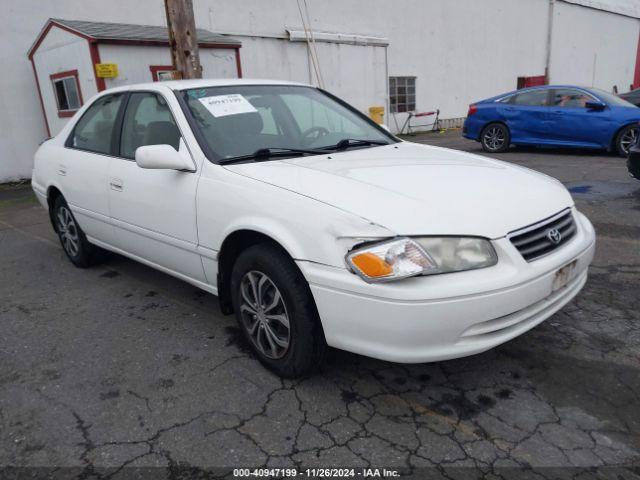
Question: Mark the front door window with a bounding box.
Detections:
[119,92,181,159]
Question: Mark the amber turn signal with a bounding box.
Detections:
[350,252,393,278]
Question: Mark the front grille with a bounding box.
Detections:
[509,209,576,262]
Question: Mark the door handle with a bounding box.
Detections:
[110,178,123,192]
[57,164,67,176]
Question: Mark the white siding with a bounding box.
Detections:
[563,0,640,19]
[315,42,387,114]
[205,0,549,121]
[100,44,172,88]
[1,0,640,180]
[202,0,551,126]
[200,47,239,79]
[32,26,97,136]
[550,1,640,90]
[236,36,387,115]
[99,44,238,90]
[381,0,550,127]
[0,0,166,181]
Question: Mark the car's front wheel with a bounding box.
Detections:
[615,124,638,157]
[230,243,326,377]
[52,195,103,268]
[480,123,511,153]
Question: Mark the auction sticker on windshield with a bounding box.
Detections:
[198,94,257,117]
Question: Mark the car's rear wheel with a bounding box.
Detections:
[480,123,510,153]
[230,243,326,377]
[52,195,103,268]
[615,124,638,157]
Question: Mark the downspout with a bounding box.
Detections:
[545,0,555,83]
[384,45,390,129]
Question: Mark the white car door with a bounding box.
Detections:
[108,90,205,282]
[61,93,126,244]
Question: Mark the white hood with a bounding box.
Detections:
[224,142,574,239]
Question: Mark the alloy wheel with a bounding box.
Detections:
[483,126,506,151]
[619,127,638,155]
[56,206,80,258]
[239,270,291,359]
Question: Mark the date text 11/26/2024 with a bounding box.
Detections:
[233,468,401,478]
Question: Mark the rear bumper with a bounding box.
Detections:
[298,210,595,363]
[31,176,48,209]
[462,117,481,141]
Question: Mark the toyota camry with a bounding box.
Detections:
[32,79,596,377]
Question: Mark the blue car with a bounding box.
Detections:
[463,85,640,156]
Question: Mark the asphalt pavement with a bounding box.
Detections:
[1,131,639,478]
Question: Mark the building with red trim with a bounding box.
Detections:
[27,18,241,137]
[2,1,640,181]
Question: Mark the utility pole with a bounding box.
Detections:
[164,0,202,79]
[544,0,555,84]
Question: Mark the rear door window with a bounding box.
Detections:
[68,94,124,155]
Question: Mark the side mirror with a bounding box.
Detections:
[585,101,606,111]
[135,143,195,171]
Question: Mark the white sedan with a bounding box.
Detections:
[32,79,596,377]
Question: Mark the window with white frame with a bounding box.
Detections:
[51,71,81,115]
[389,76,416,113]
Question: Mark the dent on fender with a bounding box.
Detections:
[324,211,396,264]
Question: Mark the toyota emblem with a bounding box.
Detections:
[546,228,562,244]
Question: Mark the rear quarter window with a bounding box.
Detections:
[511,90,549,106]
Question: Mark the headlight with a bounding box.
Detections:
[415,237,498,273]
[346,237,497,283]
[346,238,438,282]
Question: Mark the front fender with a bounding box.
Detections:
[197,166,395,268]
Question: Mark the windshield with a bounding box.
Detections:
[591,88,637,107]
[180,85,394,161]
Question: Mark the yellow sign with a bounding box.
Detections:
[95,63,118,78]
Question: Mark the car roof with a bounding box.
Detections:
[550,84,599,90]
[512,85,598,93]
[104,78,312,94]
[483,84,603,103]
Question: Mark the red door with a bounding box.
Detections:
[633,33,640,89]
[517,75,547,89]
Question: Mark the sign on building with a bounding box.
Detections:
[95,63,119,78]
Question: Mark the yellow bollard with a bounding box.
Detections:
[368,106,385,124]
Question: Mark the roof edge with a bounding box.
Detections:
[94,37,241,48]
[27,18,241,59]
[560,0,640,19]
[27,19,92,59]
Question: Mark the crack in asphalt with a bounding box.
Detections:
[1,182,640,477]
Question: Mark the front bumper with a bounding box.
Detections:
[297,210,595,363]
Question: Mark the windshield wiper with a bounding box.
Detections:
[220,147,325,165]
[320,138,389,151]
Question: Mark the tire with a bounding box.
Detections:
[615,124,638,157]
[480,123,511,153]
[230,243,326,377]
[52,195,104,268]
